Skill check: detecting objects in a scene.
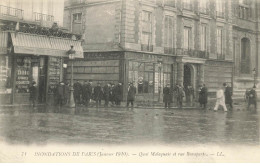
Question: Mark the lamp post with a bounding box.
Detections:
[67,46,76,108]
[253,68,256,88]
[158,57,163,102]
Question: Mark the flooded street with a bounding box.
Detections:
[0,105,259,145]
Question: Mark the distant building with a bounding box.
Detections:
[0,0,83,105]
[64,0,259,101]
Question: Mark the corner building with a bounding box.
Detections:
[0,0,83,105]
[64,0,259,101]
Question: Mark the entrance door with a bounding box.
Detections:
[38,57,48,103]
[183,64,192,88]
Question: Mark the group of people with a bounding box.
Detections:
[73,80,124,108]
[163,83,207,109]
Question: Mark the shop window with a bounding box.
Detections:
[129,61,172,94]
[0,55,12,94]
[241,38,250,74]
[16,57,31,93]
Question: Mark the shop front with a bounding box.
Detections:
[0,31,83,105]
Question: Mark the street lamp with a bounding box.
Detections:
[158,57,163,102]
[253,68,256,88]
[67,45,76,108]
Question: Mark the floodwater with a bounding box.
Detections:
[0,104,259,145]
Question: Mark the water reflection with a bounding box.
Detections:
[0,105,259,145]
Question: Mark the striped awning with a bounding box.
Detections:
[0,32,8,54]
[10,32,83,58]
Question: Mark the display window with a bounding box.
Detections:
[128,61,172,94]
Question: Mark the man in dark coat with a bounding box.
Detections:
[163,83,171,108]
[57,82,65,107]
[109,83,115,106]
[248,86,257,109]
[115,82,123,106]
[103,83,111,107]
[64,82,70,105]
[127,82,136,108]
[199,84,208,109]
[223,83,233,109]
[81,81,88,105]
[73,80,82,104]
[29,81,37,107]
[177,85,185,108]
[93,82,103,108]
[85,80,93,107]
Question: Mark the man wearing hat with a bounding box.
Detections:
[93,82,103,108]
[29,81,37,108]
[163,83,171,108]
[127,82,136,108]
[248,86,257,110]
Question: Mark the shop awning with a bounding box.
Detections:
[0,32,8,54]
[10,32,84,58]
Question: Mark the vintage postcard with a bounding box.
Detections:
[0,0,259,163]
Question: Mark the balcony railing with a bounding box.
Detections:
[183,2,193,11]
[199,7,209,15]
[164,47,175,55]
[164,0,176,7]
[176,48,209,59]
[216,11,224,18]
[33,12,54,22]
[0,5,23,19]
[141,44,153,52]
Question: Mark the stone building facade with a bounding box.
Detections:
[64,0,259,101]
[0,0,83,105]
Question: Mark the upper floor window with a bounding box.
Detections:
[241,38,250,74]
[201,24,207,51]
[164,15,174,48]
[73,13,82,23]
[183,27,191,50]
[216,0,224,18]
[238,6,251,19]
[216,27,224,59]
[199,0,208,14]
[183,0,192,10]
[141,11,153,51]
[164,0,175,7]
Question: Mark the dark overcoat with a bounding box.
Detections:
[224,86,233,104]
[199,87,208,104]
[163,87,172,103]
[114,85,123,102]
[93,86,103,101]
[29,85,37,100]
[127,86,136,101]
[103,85,110,101]
[86,84,92,99]
[248,89,257,104]
[73,82,82,97]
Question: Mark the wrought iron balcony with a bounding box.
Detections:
[183,2,193,11]
[176,48,209,59]
[141,44,153,52]
[164,0,176,7]
[199,7,209,15]
[164,47,175,55]
[33,12,54,22]
[0,5,23,19]
[216,11,224,18]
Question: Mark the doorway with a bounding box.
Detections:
[183,64,193,88]
[37,57,48,103]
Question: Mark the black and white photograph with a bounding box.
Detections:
[0,0,259,163]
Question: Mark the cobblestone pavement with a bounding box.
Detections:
[0,103,259,145]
